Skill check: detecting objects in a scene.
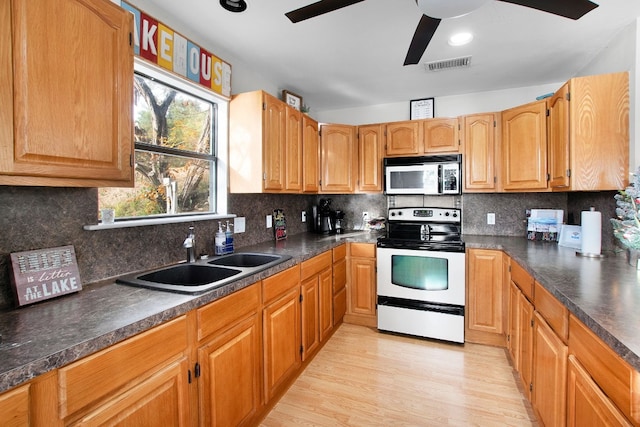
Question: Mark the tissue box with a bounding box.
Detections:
[526,209,564,241]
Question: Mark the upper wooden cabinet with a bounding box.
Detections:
[501,99,548,191]
[385,118,459,157]
[423,118,459,153]
[285,107,303,192]
[385,120,422,156]
[462,113,500,192]
[230,91,287,193]
[548,72,629,191]
[302,115,320,192]
[319,123,357,193]
[356,124,384,192]
[0,0,134,187]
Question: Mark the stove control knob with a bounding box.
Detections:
[453,212,458,217]
[445,212,450,216]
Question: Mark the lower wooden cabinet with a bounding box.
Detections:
[466,249,504,346]
[532,311,567,427]
[262,267,302,401]
[345,243,377,327]
[301,252,333,361]
[567,355,631,427]
[333,244,348,324]
[198,315,261,427]
[0,382,29,426]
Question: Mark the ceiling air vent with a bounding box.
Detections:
[425,56,472,72]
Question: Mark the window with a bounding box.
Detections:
[99,60,228,221]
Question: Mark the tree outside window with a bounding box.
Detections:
[100,73,217,218]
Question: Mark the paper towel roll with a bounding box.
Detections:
[581,207,601,255]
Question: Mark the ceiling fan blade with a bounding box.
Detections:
[498,0,598,20]
[404,15,441,66]
[285,0,366,23]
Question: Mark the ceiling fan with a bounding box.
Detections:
[285,0,599,66]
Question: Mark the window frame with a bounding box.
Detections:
[87,58,231,230]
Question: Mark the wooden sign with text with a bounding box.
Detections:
[10,245,82,307]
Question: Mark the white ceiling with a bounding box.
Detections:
[129,0,639,112]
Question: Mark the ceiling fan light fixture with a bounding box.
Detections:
[448,32,473,46]
[220,0,247,13]
[416,0,491,19]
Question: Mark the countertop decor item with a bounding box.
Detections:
[611,166,640,253]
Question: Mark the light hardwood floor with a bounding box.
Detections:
[261,323,538,426]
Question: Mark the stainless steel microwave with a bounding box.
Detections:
[383,154,462,195]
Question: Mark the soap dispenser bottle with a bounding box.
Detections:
[215,222,225,255]
[225,220,234,254]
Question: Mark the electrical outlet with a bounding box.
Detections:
[234,217,245,233]
[487,213,496,225]
[266,215,272,228]
[301,211,307,222]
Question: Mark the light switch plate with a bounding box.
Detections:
[487,213,496,225]
[234,217,245,233]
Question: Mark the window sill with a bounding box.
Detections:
[83,213,236,231]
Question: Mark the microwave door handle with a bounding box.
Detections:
[438,164,443,194]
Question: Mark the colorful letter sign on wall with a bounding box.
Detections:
[120,1,231,98]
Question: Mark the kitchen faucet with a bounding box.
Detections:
[183,226,196,263]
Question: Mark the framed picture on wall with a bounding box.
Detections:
[410,97,435,120]
[282,90,303,111]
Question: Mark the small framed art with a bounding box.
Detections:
[282,90,303,111]
[410,97,435,120]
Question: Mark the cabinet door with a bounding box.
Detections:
[423,118,459,153]
[519,291,534,400]
[532,312,568,427]
[198,315,261,427]
[463,113,498,191]
[71,358,191,427]
[1,0,133,187]
[385,120,422,156]
[263,93,287,191]
[501,100,548,190]
[263,287,301,400]
[348,257,376,318]
[301,275,320,361]
[319,267,334,341]
[0,383,29,426]
[357,124,384,192]
[466,249,504,346]
[507,281,520,370]
[320,124,357,193]
[567,355,632,427]
[285,106,303,192]
[548,82,570,189]
[302,115,319,192]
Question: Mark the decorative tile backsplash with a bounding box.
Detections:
[0,186,618,309]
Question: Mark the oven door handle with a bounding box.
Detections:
[377,296,464,316]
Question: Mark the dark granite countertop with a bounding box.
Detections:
[1,231,639,394]
[0,230,380,393]
[464,235,640,372]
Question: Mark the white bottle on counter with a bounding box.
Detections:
[215,222,226,255]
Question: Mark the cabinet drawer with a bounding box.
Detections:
[569,314,640,425]
[349,242,375,258]
[0,383,29,426]
[534,281,568,343]
[262,265,300,304]
[301,251,332,281]
[333,257,347,293]
[198,283,260,341]
[511,261,534,301]
[58,315,188,418]
[333,244,347,262]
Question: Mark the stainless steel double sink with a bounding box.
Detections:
[117,252,292,294]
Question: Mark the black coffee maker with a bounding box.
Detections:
[311,198,335,234]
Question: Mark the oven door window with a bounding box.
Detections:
[391,254,448,291]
